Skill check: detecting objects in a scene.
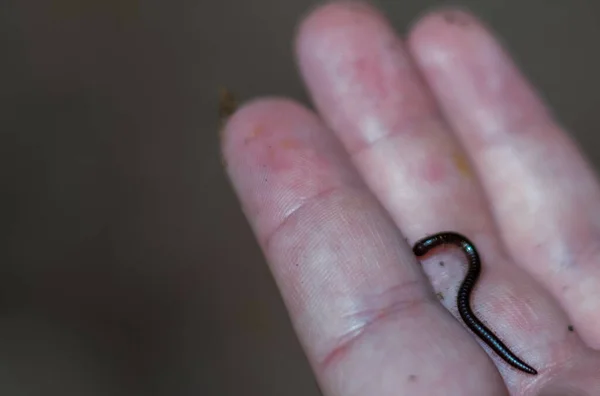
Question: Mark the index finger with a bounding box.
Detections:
[221,95,506,395]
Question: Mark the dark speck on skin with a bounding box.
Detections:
[568,325,574,332]
[439,261,444,267]
[408,374,417,382]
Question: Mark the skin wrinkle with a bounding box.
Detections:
[261,185,343,251]
[349,115,442,159]
[353,114,480,181]
[326,317,468,395]
[318,279,433,371]
[351,122,490,237]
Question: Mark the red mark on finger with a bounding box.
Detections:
[422,158,447,183]
[280,138,301,150]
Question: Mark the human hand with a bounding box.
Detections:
[221,3,600,395]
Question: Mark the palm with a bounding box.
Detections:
[222,3,600,395]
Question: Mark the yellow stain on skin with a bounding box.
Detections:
[452,152,473,178]
[280,138,300,149]
[250,125,265,138]
[244,124,266,145]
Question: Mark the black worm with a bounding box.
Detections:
[412,232,538,375]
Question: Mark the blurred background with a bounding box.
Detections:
[2,0,600,394]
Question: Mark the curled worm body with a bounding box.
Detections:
[412,232,538,375]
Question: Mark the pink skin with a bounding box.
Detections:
[222,2,600,395]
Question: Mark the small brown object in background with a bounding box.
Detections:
[218,87,238,128]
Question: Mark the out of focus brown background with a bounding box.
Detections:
[2,1,600,395]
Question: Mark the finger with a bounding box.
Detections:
[295,1,564,384]
[221,97,506,394]
[409,9,600,350]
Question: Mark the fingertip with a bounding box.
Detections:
[407,8,493,67]
[220,96,307,164]
[294,0,389,61]
[409,8,483,43]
